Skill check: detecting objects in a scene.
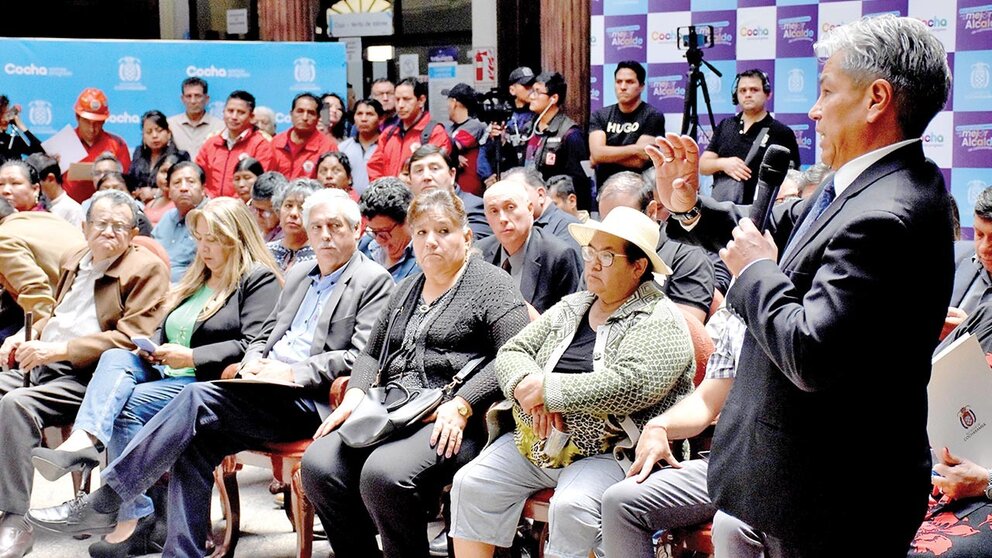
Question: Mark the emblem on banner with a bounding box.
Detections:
[971,63,990,91]
[294,58,317,84]
[788,69,804,94]
[28,100,52,127]
[119,57,142,82]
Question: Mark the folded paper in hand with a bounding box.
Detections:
[928,333,992,466]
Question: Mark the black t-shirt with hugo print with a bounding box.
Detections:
[589,101,666,186]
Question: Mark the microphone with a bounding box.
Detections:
[748,144,793,232]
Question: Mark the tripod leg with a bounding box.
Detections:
[697,72,717,133]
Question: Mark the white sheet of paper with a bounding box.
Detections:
[928,333,992,466]
[40,125,87,174]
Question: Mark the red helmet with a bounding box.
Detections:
[74,88,110,122]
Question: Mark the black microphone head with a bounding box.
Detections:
[758,144,792,188]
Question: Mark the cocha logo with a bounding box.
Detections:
[118,57,141,82]
[739,25,770,38]
[107,112,141,125]
[4,63,47,75]
[187,65,228,78]
[27,100,52,127]
[294,58,317,83]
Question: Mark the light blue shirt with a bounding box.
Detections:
[269,263,347,365]
[152,202,204,282]
[339,137,377,195]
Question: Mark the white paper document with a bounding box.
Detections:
[928,333,992,466]
[40,125,87,174]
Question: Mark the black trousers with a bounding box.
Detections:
[0,363,87,516]
[301,420,485,558]
[100,381,321,558]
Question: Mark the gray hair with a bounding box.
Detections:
[599,171,653,212]
[253,106,277,135]
[302,188,362,230]
[813,14,950,138]
[272,178,321,211]
[85,190,139,226]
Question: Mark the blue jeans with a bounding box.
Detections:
[73,348,195,520]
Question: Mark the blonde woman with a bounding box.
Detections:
[30,197,282,558]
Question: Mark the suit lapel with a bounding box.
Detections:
[310,253,361,355]
[780,143,919,269]
[266,263,317,352]
[519,231,542,303]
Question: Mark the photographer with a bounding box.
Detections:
[480,66,537,186]
[0,96,44,165]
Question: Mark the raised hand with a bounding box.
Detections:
[645,133,702,213]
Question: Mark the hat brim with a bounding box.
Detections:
[568,221,672,276]
[77,111,109,122]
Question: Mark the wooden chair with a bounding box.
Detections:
[210,373,349,558]
[515,311,716,558]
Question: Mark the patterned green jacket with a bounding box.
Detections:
[495,281,695,468]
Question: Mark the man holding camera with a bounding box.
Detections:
[589,61,666,188]
[481,66,538,186]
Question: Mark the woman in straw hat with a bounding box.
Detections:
[450,206,696,558]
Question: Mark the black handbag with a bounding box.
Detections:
[338,306,487,448]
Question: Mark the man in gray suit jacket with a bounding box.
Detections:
[28,189,394,557]
[946,187,992,337]
[476,179,581,314]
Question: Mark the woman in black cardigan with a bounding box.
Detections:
[30,197,281,557]
[301,188,530,558]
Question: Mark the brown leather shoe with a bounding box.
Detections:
[0,523,34,558]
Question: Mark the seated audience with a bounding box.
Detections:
[232,156,264,203]
[358,177,419,282]
[316,151,359,202]
[251,171,288,242]
[266,178,321,272]
[128,110,188,194]
[503,167,580,249]
[476,179,582,313]
[28,189,393,558]
[0,191,169,558]
[547,174,589,223]
[29,196,281,557]
[409,144,492,241]
[143,153,185,227]
[451,206,694,558]
[300,188,529,558]
[0,160,42,212]
[152,161,207,282]
[599,171,715,323]
[0,197,85,342]
[26,153,84,227]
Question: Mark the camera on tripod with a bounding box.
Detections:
[477,88,515,124]
[677,25,715,50]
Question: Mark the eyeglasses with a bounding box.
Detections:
[581,246,629,268]
[528,89,549,98]
[251,206,274,219]
[367,222,400,242]
[89,219,132,234]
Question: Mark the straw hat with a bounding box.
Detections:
[567,206,672,276]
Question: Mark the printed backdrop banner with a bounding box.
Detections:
[1,38,348,149]
[591,0,992,238]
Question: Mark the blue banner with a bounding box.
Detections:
[0,38,348,149]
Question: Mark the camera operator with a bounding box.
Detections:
[480,66,538,187]
[444,83,488,196]
[0,96,44,165]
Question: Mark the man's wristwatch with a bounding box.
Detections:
[984,469,992,500]
[455,400,471,418]
[670,200,701,224]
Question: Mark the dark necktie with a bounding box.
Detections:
[780,178,836,263]
[501,257,512,274]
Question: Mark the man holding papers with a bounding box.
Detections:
[61,88,131,203]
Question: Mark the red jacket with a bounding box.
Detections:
[63,129,131,203]
[271,129,338,179]
[195,128,274,199]
[366,111,452,181]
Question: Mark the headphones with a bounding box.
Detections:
[731,69,771,105]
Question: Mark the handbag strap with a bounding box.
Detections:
[442,355,487,394]
[373,307,405,387]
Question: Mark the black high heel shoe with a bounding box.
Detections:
[87,513,160,558]
[30,444,103,482]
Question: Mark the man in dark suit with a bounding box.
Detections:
[408,144,492,241]
[946,187,992,337]
[650,15,953,556]
[28,189,394,557]
[503,166,580,249]
[476,179,581,314]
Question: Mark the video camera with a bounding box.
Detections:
[476,88,515,124]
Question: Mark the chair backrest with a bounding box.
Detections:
[679,309,715,386]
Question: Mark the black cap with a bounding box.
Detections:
[441,83,478,109]
[508,66,536,86]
